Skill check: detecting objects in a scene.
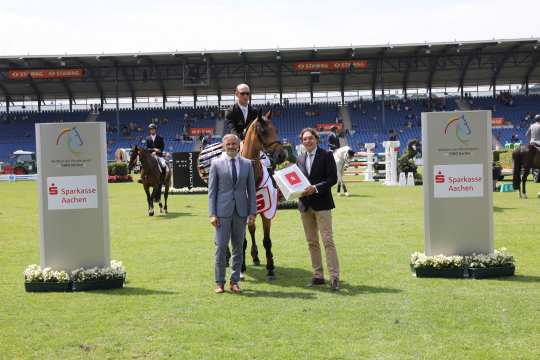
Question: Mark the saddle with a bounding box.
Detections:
[530,143,540,152]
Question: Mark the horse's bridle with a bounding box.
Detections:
[253,120,282,154]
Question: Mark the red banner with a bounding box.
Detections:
[492,117,505,126]
[8,68,85,80]
[316,123,343,132]
[294,60,368,72]
[189,128,214,136]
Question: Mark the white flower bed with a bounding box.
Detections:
[467,248,514,268]
[410,248,515,269]
[410,252,465,269]
[24,264,70,283]
[169,187,208,194]
[24,260,125,283]
[71,260,126,282]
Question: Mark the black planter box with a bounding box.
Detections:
[468,266,515,279]
[72,278,125,291]
[413,267,465,278]
[277,201,299,210]
[170,191,208,195]
[25,281,72,292]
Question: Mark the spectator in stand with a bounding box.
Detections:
[511,133,519,143]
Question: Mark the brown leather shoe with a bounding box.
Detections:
[330,278,340,291]
[214,283,225,294]
[229,282,241,293]
[307,277,325,287]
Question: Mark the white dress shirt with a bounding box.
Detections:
[238,104,248,122]
[306,149,317,175]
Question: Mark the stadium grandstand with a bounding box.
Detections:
[1,38,540,162]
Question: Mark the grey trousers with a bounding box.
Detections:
[215,211,246,284]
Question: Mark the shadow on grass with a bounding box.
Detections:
[238,289,317,299]
[92,286,178,295]
[494,275,540,283]
[493,206,517,212]
[155,211,193,219]
[336,194,373,198]
[244,265,402,296]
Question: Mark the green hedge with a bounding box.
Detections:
[108,162,128,176]
[498,151,513,169]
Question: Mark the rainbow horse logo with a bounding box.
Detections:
[444,115,472,145]
[56,127,84,154]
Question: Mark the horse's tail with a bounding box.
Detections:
[512,147,521,191]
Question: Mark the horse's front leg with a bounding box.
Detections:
[163,177,169,214]
[342,179,349,196]
[522,168,530,199]
[248,221,260,266]
[262,218,275,280]
[144,185,154,216]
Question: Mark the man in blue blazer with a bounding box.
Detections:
[208,134,257,294]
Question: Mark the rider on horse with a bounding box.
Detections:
[526,114,540,149]
[145,123,167,186]
[225,83,258,141]
[328,126,340,152]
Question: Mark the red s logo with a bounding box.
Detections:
[48,184,58,195]
[435,172,445,184]
[285,172,301,186]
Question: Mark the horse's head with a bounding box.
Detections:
[347,149,355,159]
[249,109,287,164]
[128,145,140,172]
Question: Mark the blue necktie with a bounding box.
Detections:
[231,158,238,184]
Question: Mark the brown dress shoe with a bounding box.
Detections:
[330,278,340,291]
[214,283,225,294]
[229,282,241,293]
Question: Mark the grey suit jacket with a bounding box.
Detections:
[208,155,257,218]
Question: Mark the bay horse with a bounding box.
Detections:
[240,110,287,279]
[512,144,540,198]
[128,145,171,215]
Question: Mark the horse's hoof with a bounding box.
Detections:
[267,274,276,281]
[240,273,246,281]
[345,192,350,197]
[253,259,261,266]
[149,211,154,217]
[337,193,343,197]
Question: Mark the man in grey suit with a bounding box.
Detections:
[208,134,257,294]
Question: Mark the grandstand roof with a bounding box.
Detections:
[1,38,540,102]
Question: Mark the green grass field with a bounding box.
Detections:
[1,179,540,359]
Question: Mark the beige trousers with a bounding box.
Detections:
[300,208,340,280]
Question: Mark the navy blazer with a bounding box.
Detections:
[225,103,258,140]
[146,135,165,154]
[297,147,337,212]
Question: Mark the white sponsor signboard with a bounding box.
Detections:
[47,175,98,210]
[422,111,493,256]
[433,164,483,198]
[36,122,110,271]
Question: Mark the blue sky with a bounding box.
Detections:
[1,0,538,55]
